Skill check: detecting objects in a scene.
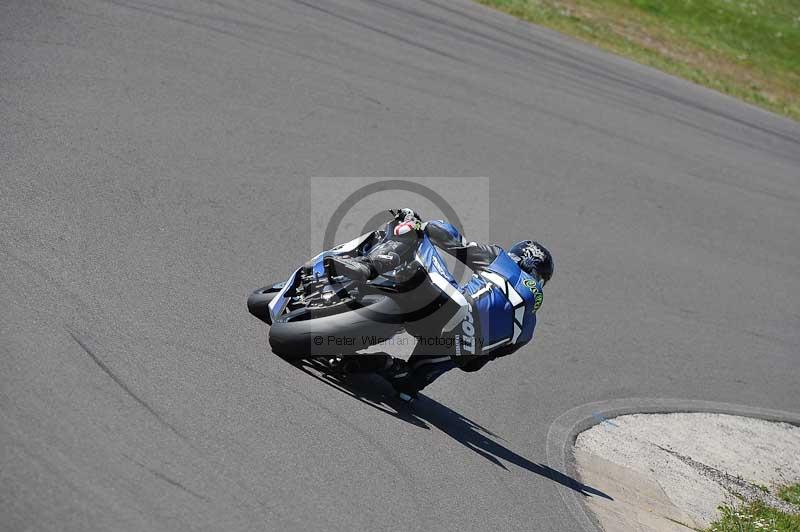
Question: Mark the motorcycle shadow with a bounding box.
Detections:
[284,357,611,500]
[285,356,430,428]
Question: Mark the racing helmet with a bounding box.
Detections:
[508,240,554,286]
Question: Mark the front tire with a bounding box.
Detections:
[247,284,284,325]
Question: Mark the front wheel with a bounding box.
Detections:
[247,283,284,325]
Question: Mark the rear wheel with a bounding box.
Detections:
[269,295,404,359]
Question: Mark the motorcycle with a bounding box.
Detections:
[247,212,470,360]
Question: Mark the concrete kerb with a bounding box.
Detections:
[546,397,800,532]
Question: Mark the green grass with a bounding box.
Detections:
[706,483,800,532]
[708,501,800,531]
[474,0,800,121]
[780,484,800,507]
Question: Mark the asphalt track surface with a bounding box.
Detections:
[2,0,800,531]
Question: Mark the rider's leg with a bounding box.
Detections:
[324,251,400,282]
[380,348,456,399]
[328,352,394,373]
[406,354,456,389]
[323,255,373,282]
[327,350,454,398]
[324,236,415,282]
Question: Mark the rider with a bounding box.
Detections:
[324,209,554,401]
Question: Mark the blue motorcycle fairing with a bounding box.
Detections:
[414,234,459,288]
[268,231,376,322]
[267,268,301,321]
[414,234,471,332]
[267,232,467,325]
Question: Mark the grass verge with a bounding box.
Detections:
[707,483,800,531]
[474,0,800,121]
[779,484,800,507]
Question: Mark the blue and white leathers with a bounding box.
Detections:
[461,252,539,354]
[422,220,542,357]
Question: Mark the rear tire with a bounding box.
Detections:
[269,296,404,359]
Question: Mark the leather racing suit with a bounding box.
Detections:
[389,219,543,394]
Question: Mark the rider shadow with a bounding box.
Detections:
[286,357,612,500]
[287,357,430,428]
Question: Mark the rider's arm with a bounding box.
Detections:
[423,220,500,273]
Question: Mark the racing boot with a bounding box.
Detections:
[369,252,402,275]
[324,353,394,374]
[328,354,419,401]
[324,256,372,282]
[324,252,401,282]
[321,355,355,374]
[377,358,421,402]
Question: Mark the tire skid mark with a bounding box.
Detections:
[66,329,188,442]
[290,0,474,68]
[1,249,90,314]
[107,335,423,513]
[124,454,209,502]
[417,0,800,151]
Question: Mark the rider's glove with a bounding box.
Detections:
[390,208,420,222]
[390,208,423,236]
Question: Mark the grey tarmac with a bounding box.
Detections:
[1,0,799,531]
